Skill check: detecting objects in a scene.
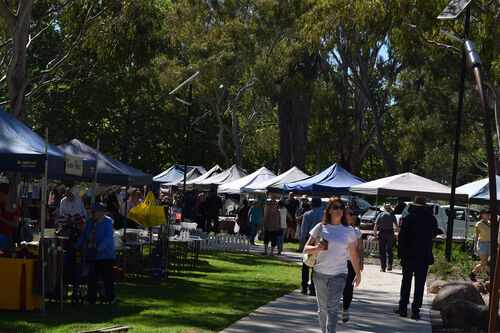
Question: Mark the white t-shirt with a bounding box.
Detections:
[279,208,287,229]
[309,223,357,275]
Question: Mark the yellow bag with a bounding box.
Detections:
[127,191,166,227]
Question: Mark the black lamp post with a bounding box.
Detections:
[169,71,200,194]
[438,1,499,331]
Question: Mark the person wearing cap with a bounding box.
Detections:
[373,202,399,272]
[77,202,116,305]
[470,208,492,281]
[394,196,438,320]
[60,188,86,217]
[248,199,262,245]
[296,195,312,225]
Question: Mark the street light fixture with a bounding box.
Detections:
[169,71,200,194]
[438,2,499,332]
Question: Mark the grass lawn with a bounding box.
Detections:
[1,252,301,333]
[255,240,301,252]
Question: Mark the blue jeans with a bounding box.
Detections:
[399,258,429,313]
[249,223,260,244]
[314,271,346,333]
[276,228,286,250]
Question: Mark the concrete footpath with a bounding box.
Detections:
[222,245,434,333]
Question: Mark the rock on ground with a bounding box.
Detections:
[429,280,448,294]
[431,281,485,311]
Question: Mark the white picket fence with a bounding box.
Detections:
[199,234,250,253]
[363,237,379,255]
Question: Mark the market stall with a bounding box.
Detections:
[153,164,206,186]
[243,166,309,193]
[457,175,500,204]
[181,165,224,190]
[194,164,246,190]
[218,167,276,194]
[349,172,468,201]
[284,163,364,195]
[58,139,152,186]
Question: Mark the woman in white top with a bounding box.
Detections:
[342,205,364,323]
[303,197,361,333]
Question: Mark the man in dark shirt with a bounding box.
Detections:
[105,189,120,219]
[182,190,199,221]
[285,192,300,241]
[394,196,438,320]
[373,203,399,272]
[205,188,223,234]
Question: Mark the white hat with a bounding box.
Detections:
[301,195,309,200]
[380,203,393,213]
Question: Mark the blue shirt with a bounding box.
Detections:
[77,216,116,260]
[248,205,262,224]
[300,207,324,246]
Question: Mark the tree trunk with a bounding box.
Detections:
[5,1,33,120]
[277,98,292,172]
[290,93,312,171]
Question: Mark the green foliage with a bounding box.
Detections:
[0,252,301,333]
[428,243,476,280]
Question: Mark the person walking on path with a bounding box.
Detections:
[248,199,262,245]
[236,199,251,237]
[394,196,438,320]
[299,197,324,296]
[261,199,281,256]
[342,205,364,323]
[206,188,223,234]
[277,200,291,255]
[303,197,361,333]
[373,203,399,272]
[470,208,491,281]
[285,192,299,242]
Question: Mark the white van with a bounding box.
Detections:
[399,202,480,239]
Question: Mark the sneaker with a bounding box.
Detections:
[393,306,407,317]
[411,312,420,320]
[342,309,350,323]
[301,287,308,295]
[387,265,392,271]
[469,271,477,282]
[309,289,316,296]
[108,298,117,305]
[380,268,386,272]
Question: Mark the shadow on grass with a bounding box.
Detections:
[0,252,301,333]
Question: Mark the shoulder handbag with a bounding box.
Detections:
[302,224,323,268]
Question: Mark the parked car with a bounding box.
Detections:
[359,205,385,230]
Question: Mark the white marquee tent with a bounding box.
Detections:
[219,166,276,194]
[243,166,309,193]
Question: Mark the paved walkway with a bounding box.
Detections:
[222,245,434,333]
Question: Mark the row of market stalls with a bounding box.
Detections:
[0,109,154,312]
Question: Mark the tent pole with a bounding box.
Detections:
[90,139,100,206]
[40,128,48,314]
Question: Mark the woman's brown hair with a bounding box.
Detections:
[322,197,348,226]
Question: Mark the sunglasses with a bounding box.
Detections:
[330,205,344,210]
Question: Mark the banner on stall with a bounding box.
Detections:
[65,154,83,176]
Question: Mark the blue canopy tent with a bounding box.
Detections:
[284,163,365,194]
[0,109,95,180]
[153,164,207,185]
[58,139,152,186]
[457,176,500,205]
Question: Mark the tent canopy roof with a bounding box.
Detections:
[350,172,468,202]
[284,163,364,194]
[153,164,206,185]
[165,168,204,187]
[0,110,95,180]
[195,165,246,189]
[59,139,152,186]
[218,167,276,194]
[456,176,500,204]
[243,166,309,193]
[182,165,224,189]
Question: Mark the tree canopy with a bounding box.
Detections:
[0,0,498,185]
